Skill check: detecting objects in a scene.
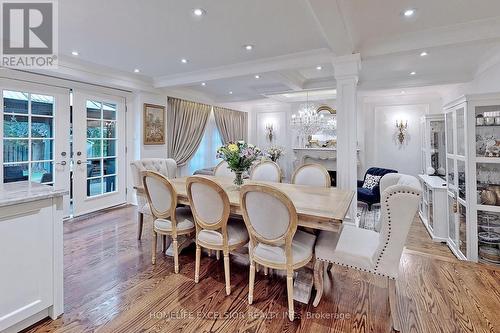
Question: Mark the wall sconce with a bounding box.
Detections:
[395,120,408,144]
[265,123,274,142]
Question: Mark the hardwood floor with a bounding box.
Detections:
[23,206,500,333]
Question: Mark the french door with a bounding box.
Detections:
[0,79,71,216]
[72,90,126,216]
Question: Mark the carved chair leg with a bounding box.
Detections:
[137,212,144,240]
[173,237,179,274]
[286,270,294,321]
[216,250,220,260]
[313,260,324,307]
[223,251,231,295]
[388,278,401,332]
[194,244,201,283]
[151,230,157,265]
[264,266,268,276]
[248,260,255,304]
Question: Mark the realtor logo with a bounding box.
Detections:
[1,0,58,68]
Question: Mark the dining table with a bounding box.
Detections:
[165,175,355,304]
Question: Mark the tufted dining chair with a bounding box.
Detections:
[240,184,317,321]
[187,176,249,295]
[213,161,234,178]
[313,173,421,331]
[130,158,177,240]
[142,171,195,273]
[291,163,331,187]
[249,160,282,182]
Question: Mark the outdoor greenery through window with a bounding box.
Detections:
[86,100,117,197]
[3,90,54,184]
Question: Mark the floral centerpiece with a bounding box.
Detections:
[216,141,262,186]
[265,145,284,162]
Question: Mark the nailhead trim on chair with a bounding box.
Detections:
[316,189,420,281]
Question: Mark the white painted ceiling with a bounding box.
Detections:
[56,0,500,101]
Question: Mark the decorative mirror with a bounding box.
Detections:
[309,105,337,148]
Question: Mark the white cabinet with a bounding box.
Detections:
[0,183,65,332]
[444,93,500,265]
[418,175,448,241]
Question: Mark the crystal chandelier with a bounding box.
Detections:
[290,93,324,138]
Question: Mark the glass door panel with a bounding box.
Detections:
[0,80,71,216]
[458,203,467,256]
[475,105,500,158]
[72,90,125,216]
[456,107,465,156]
[448,193,457,245]
[445,112,454,154]
[457,160,466,201]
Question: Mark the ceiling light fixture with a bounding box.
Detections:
[316,66,322,70]
[244,44,253,51]
[134,68,140,73]
[201,82,206,86]
[181,58,188,63]
[229,91,233,95]
[403,8,415,17]
[254,75,260,79]
[71,51,79,56]
[420,51,428,57]
[410,71,416,75]
[193,8,205,16]
[401,90,406,94]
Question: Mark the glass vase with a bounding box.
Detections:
[234,171,244,187]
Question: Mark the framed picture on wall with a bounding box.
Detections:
[143,103,166,145]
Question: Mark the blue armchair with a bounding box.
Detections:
[358,167,398,209]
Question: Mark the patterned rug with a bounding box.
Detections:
[357,202,381,232]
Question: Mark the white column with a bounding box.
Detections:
[333,54,361,223]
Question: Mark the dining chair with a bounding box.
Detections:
[240,184,317,321]
[186,176,249,295]
[130,158,177,239]
[142,171,195,273]
[291,163,331,187]
[250,160,282,182]
[313,173,421,332]
[213,161,234,178]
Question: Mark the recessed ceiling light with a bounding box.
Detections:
[229,91,233,95]
[403,8,415,17]
[193,8,205,16]
[134,68,140,73]
[410,71,416,75]
[181,58,188,63]
[71,51,79,56]
[254,75,260,79]
[420,51,428,57]
[316,66,322,70]
[401,90,406,94]
[244,44,253,51]
[201,82,206,86]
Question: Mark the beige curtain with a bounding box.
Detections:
[167,97,211,166]
[213,106,248,144]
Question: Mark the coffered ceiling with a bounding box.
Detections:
[54,0,500,101]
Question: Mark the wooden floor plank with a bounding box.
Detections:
[22,205,500,333]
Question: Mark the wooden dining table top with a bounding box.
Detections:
[170,175,355,232]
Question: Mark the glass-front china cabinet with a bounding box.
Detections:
[444,93,500,266]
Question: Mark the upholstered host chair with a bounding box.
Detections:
[291,163,331,187]
[250,160,282,182]
[240,184,317,321]
[186,176,249,295]
[313,173,421,331]
[213,161,234,178]
[130,158,177,239]
[358,167,398,209]
[142,171,195,273]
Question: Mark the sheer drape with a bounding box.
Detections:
[213,106,248,144]
[167,97,211,166]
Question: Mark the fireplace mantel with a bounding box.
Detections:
[292,147,360,171]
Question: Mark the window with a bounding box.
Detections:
[85,100,117,196]
[3,90,55,184]
[187,111,222,175]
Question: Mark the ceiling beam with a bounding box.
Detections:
[153,48,333,88]
[270,70,306,91]
[305,0,354,57]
